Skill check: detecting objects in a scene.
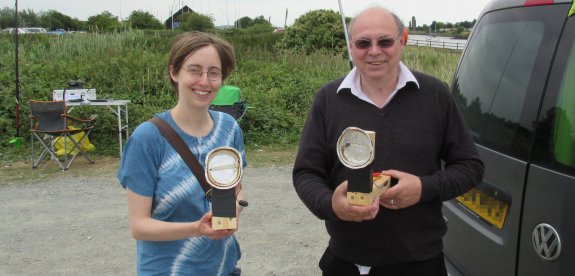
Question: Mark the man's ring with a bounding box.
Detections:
[391,199,394,205]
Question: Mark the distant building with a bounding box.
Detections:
[215,25,235,30]
[165,5,195,30]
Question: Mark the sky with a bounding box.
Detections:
[8,0,493,27]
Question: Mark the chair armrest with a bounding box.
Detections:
[63,114,98,123]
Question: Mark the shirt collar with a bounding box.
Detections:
[337,62,420,103]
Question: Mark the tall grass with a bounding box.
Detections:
[0,31,460,160]
[403,46,460,84]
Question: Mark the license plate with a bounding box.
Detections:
[456,187,509,229]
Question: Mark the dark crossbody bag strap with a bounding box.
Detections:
[149,117,212,199]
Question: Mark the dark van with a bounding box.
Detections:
[443,0,575,275]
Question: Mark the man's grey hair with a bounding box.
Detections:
[347,6,405,40]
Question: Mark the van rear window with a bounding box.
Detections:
[452,5,565,160]
[533,19,575,175]
[552,43,575,168]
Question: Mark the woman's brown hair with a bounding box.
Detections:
[168,32,236,93]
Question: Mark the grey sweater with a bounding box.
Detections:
[292,71,484,266]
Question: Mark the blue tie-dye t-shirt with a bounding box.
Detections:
[118,110,247,275]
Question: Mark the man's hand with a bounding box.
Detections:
[332,180,380,222]
[379,170,422,209]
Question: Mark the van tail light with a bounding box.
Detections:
[524,0,554,6]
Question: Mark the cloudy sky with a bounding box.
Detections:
[10,0,493,27]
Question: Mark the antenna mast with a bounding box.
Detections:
[14,0,21,137]
[337,0,353,69]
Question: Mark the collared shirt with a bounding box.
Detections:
[336,61,420,108]
[337,61,419,273]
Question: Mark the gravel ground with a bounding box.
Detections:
[0,159,328,275]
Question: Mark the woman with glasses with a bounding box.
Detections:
[118,32,247,275]
[292,6,484,276]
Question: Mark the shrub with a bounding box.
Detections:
[280,10,347,54]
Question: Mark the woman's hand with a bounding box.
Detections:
[127,188,236,241]
[196,212,237,240]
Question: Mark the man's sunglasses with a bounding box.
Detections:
[353,37,398,50]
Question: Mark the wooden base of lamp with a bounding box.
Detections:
[212,217,237,230]
[347,174,392,205]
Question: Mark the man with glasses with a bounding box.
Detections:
[292,6,484,276]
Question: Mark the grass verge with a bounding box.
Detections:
[0,144,298,186]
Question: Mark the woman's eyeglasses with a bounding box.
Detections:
[184,66,223,81]
[353,37,398,50]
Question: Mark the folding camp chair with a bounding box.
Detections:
[29,100,97,170]
[209,85,247,120]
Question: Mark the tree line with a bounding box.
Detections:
[1,6,475,35]
[409,16,476,36]
[0,7,273,32]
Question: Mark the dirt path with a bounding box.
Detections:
[0,157,328,275]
